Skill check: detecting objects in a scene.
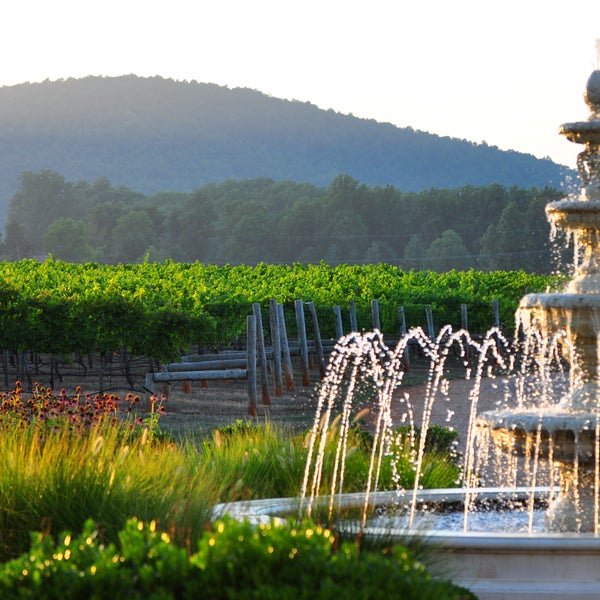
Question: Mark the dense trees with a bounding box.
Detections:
[44,218,94,262]
[1,171,565,273]
[425,230,471,271]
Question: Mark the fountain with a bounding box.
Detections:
[213,57,600,599]
[479,65,600,534]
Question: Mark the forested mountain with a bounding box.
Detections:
[0,75,570,227]
[2,171,566,273]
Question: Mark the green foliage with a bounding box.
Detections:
[112,209,156,263]
[316,421,461,494]
[425,230,472,271]
[0,259,217,359]
[393,424,460,455]
[0,259,557,358]
[200,421,308,502]
[3,166,566,273]
[0,416,211,562]
[0,517,476,599]
[44,218,95,262]
[379,426,462,492]
[0,384,473,597]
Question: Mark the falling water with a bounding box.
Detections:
[297,319,600,534]
[300,326,512,527]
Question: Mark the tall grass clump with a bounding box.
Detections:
[0,384,214,561]
[201,417,461,505]
[199,420,309,501]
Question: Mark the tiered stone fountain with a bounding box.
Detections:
[479,67,600,533]
[214,62,600,599]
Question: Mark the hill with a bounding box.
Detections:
[0,75,570,224]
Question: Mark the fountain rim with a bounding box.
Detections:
[478,409,600,429]
[519,292,600,309]
[560,118,600,143]
[546,198,600,211]
[211,487,600,549]
[560,121,600,133]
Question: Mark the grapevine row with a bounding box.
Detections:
[0,259,558,360]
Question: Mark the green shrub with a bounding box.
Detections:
[0,517,476,599]
[317,422,461,493]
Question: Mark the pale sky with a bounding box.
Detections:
[1,0,599,169]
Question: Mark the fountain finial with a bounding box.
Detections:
[584,70,600,117]
[559,60,600,200]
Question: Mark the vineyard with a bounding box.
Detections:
[0,259,559,364]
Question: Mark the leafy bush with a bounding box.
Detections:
[305,418,462,496]
[0,517,476,599]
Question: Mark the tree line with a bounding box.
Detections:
[1,170,565,273]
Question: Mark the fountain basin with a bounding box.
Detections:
[518,293,600,340]
[212,488,600,600]
[519,292,600,320]
[479,409,600,462]
[546,199,600,230]
[560,120,600,145]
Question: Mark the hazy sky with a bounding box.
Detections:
[1,1,599,169]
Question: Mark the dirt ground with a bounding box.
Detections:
[10,352,507,446]
[156,365,506,441]
[132,357,507,450]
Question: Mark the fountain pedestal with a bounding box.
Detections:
[479,68,600,532]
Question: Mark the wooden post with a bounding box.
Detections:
[349,299,358,332]
[307,302,326,379]
[461,303,468,331]
[425,305,435,340]
[278,303,295,392]
[371,299,381,331]
[246,314,258,416]
[268,299,283,397]
[99,351,106,395]
[22,352,32,392]
[253,302,272,405]
[333,305,344,340]
[398,306,408,337]
[180,355,191,393]
[398,305,410,371]
[295,299,311,387]
[2,350,8,388]
[493,299,500,329]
